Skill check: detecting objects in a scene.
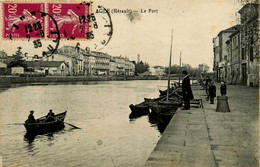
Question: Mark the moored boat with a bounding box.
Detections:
[129,102,150,119]
[150,101,179,115]
[24,111,67,135]
[129,101,150,113]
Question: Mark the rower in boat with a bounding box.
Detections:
[45,109,55,122]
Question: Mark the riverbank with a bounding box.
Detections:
[145,83,259,167]
[0,75,156,85]
[0,75,198,85]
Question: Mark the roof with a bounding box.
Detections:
[26,61,67,68]
[238,3,259,14]
[217,25,240,36]
[0,62,7,67]
[153,65,165,69]
[0,51,8,58]
[90,51,111,59]
[229,29,240,38]
[225,39,231,44]
[12,66,24,68]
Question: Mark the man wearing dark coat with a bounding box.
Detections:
[205,76,211,100]
[181,70,194,110]
[209,81,216,104]
[45,109,55,122]
[26,110,36,123]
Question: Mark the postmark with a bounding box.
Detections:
[3,2,45,39]
[1,1,112,54]
[40,11,60,57]
[47,2,90,39]
[91,5,113,50]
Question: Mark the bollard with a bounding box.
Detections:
[216,96,231,112]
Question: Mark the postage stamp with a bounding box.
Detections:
[3,3,45,39]
[47,3,90,39]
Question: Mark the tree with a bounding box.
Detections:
[164,63,202,78]
[164,65,181,74]
[198,63,209,73]
[135,61,150,74]
[7,47,27,68]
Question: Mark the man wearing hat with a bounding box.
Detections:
[181,70,194,110]
[45,109,55,122]
[26,110,36,123]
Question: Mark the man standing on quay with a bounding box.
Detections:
[181,70,194,110]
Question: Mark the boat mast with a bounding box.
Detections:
[179,51,182,84]
[166,29,173,102]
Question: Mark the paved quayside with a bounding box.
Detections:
[145,83,259,167]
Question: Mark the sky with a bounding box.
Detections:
[0,0,249,71]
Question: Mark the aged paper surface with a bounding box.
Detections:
[0,0,258,167]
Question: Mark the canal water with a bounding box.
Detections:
[0,80,172,167]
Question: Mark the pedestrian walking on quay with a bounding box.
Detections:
[181,70,194,110]
[209,81,216,104]
[205,76,211,101]
[220,81,227,96]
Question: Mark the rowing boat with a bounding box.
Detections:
[24,111,67,135]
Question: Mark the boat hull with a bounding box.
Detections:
[24,111,67,135]
[129,103,150,119]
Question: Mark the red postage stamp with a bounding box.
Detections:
[48,3,90,39]
[3,3,45,39]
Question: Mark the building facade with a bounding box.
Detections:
[213,25,239,82]
[213,3,259,86]
[26,61,69,76]
[22,45,136,77]
[91,51,111,75]
[239,3,259,86]
[229,30,241,85]
[115,56,126,76]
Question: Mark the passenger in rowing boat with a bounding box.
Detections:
[25,110,36,123]
[45,109,55,122]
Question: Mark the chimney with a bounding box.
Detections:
[137,54,140,63]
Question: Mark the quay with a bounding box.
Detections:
[0,76,199,85]
[145,83,259,167]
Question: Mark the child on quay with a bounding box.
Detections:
[220,81,227,96]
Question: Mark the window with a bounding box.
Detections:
[250,47,253,61]
[251,36,254,45]
[242,48,245,60]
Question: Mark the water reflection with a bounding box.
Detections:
[25,140,35,151]
[24,132,36,144]
[47,133,55,147]
[129,109,174,134]
[129,109,150,120]
[0,85,12,93]
[148,112,173,134]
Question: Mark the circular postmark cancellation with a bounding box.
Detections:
[94,5,113,50]
[2,2,113,55]
[9,9,61,58]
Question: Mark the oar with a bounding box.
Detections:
[161,88,179,101]
[157,85,160,91]
[6,123,25,125]
[50,116,81,129]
